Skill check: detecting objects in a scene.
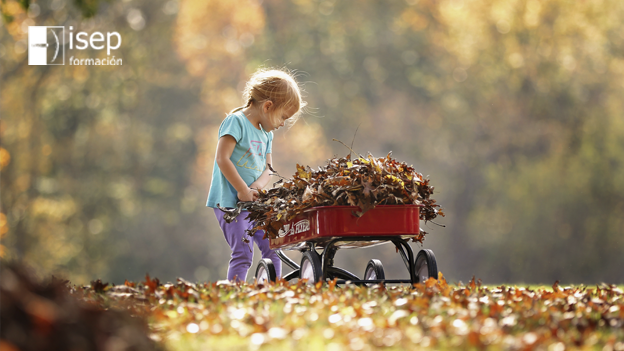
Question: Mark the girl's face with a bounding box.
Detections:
[261,101,298,132]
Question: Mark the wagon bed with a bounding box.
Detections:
[270,205,423,250]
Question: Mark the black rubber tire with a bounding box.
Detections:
[364,259,386,282]
[414,249,438,284]
[300,250,323,284]
[255,258,277,283]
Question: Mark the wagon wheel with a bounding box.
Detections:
[300,251,322,284]
[414,249,438,284]
[364,259,385,286]
[255,258,277,284]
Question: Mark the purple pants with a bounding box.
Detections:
[214,208,282,282]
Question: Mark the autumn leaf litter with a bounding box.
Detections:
[72,275,624,350]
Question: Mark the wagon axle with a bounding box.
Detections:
[255,237,438,286]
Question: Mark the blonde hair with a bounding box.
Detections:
[230,68,306,128]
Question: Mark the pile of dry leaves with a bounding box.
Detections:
[219,152,443,240]
[0,263,161,351]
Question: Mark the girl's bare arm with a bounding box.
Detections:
[250,153,272,190]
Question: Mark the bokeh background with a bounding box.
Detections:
[1,0,623,286]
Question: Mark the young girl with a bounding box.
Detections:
[206,68,306,282]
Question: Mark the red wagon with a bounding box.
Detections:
[254,205,439,285]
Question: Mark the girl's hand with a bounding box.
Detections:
[238,187,259,202]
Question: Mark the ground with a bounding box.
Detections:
[75,275,624,351]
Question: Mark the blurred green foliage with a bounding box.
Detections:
[1,0,623,285]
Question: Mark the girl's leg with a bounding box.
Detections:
[252,230,282,278]
[213,209,253,282]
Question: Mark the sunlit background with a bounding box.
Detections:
[1,0,623,285]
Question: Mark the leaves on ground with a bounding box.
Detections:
[67,275,624,350]
[0,264,161,351]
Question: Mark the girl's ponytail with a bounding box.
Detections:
[228,96,254,114]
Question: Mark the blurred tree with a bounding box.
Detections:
[1,0,623,285]
[1,0,227,283]
[241,0,624,283]
[1,0,109,20]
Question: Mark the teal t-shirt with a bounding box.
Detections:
[206,111,273,208]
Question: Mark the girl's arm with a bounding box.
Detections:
[215,135,258,202]
[250,153,272,190]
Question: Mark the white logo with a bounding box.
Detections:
[28,26,64,65]
[278,220,310,237]
[28,26,123,66]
